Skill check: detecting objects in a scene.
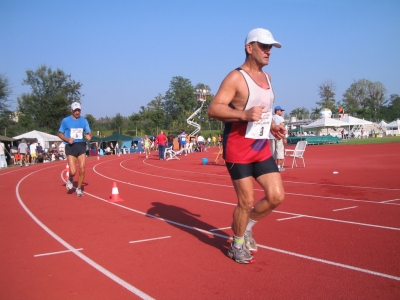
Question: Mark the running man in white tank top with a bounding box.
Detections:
[208,28,286,264]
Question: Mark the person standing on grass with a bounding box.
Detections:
[58,102,92,197]
[208,28,286,264]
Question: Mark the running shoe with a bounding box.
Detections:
[244,230,258,253]
[227,243,255,264]
[76,188,84,197]
[66,180,74,191]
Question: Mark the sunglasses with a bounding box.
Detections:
[256,42,273,51]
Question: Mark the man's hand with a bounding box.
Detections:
[84,133,92,140]
[68,138,75,144]
[244,106,265,122]
[271,122,286,140]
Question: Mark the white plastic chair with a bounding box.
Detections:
[165,146,180,161]
[284,141,307,169]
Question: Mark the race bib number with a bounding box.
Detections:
[245,112,273,139]
[71,128,83,139]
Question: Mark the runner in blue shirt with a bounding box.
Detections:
[58,102,92,197]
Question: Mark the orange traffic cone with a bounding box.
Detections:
[109,182,124,202]
[65,164,69,181]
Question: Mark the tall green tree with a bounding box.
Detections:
[147,94,165,134]
[163,76,196,129]
[342,79,387,120]
[316,79,336,111]
[0,74,15,136]
[17,65,83,133]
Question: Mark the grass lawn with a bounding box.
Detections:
[337,136,400,145]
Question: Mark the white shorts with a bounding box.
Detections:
[270,138,284,160]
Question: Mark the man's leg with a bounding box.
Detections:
[232,177,255,236]
[250,172,284,221]
[227,176,255,263]
[76,154,86,189]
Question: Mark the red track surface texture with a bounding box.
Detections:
[1,143,400,299]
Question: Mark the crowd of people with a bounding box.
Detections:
[0,139,67,168]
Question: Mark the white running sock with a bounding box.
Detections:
[245,218,257,232]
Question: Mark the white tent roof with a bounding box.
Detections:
[13,130,62,145]
[378,120,388,127]
[341,115,372,125]
[303,117,349,129]
[386,119,400,128]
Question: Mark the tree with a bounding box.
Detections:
[147,94,165,134]
[17,65,83,133]
[163,76,196,129]
[316,80,336,111]
[342,79,387,120]
[113,113,124,134]
[0,74,16,136]
[289,107,310,120]
[380,94,400,121]
[84,114,96,131]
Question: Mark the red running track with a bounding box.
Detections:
[1,143,399,299]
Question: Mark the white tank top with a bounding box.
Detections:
[238,69,275,139]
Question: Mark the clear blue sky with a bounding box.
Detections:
[1,0,399,119]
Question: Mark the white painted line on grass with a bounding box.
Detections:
[34,248,83,257]
[277,215,304,221]
[333,206,358,212]
[129,236,171,244]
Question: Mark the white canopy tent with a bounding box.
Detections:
[385,119,400,135]
[13,130,62,149]
[341,115,372,126]
[386,119,400,129]
[303,117,349,136]
[378,120,388,128]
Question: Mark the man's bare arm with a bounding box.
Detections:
[208,71,264,123]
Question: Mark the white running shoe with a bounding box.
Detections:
[244,230,258,253]
[76,188,84,197]
[227,243,255,264]
[66,180,74,191]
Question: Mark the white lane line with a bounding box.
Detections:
[380,199,400,203]
[256,244,400,281]
[277,215,304,221]
[86,190,400,282]
[93,165,400,232]
[120,160,400,206]
[34,248,83,257]
[140,158,400,191]
[16,170,155,300]
[210,227,231,232]
[129,236,171,244]
[333,206,358,212]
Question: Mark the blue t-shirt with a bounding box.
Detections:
[58,116,91,143]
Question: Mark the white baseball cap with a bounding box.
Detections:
[245,28,281,48]
[71,102,81,110]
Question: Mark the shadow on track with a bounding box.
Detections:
[146,202,230,255]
